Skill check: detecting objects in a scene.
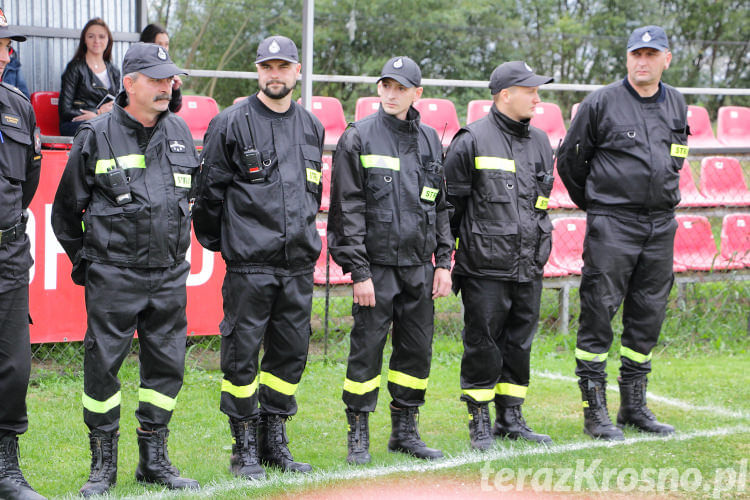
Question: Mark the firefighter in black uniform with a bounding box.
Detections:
[52,43,200,496]
[192,36,324,478]
[444,62,554,450]
[557,26,682,440]
[0,13,45,500]
[329,56,453,465]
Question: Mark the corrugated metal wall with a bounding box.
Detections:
[4,0,142,94]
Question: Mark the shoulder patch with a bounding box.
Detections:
[0,81,30,102]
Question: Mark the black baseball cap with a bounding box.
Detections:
[0,8,27,42]
[255,36,299,64]
[489,61,553,94]
[627,25,669,52]
[378,56,421,88]
[122,42,186,78]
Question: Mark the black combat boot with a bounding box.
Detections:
[345,409,371,465]
[257,415,312,473]
[0,434,46,500]
[135,427,199,490]
[579,379,624,441]
[617,377,675,434]
[387,405,443,460]
[493,405,552,444]
[466,402,493,450]
[79,430,118,497]
[229,418,265,480]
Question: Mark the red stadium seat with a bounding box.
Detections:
[175,95,220,142]
[314,220,352,285]
[543,261,569,278]
[570,103,580,121]
[673,215,743,271]
[720,213,750,267]
[355,96,380,121]
[30,91,70,149]
[548,161,577,209]
[717,106,750,147]
[530,102,566,148]
[300,96,347,148]
[233,96,248,105]
[548,217,586,274]
[699,157,750,206]
[466,100,492,124]
[319,154,332,212]
[686,105,720,148]
[413,98,461,148]
[677,160,712,207]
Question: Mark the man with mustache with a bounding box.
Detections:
[52,43,200,496]
[193,35,324,479]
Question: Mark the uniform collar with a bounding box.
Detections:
[377,105,421,135]
[249,93,296,119]
[490,105,530,138]
[622,77,665,103]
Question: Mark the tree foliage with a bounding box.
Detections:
[147,0,749,117]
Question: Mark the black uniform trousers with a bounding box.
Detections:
[459,276,543,408]
[575,212,676,382]
[343,263,435,413]
[219,271,313,420]
[82,261,190,433]
[0,285,31,436]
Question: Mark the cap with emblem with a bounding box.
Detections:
[378,56,421,88]
[255,36,299,64]
[0,8,27,42]
[488,61,553,95]
[627,25,669,52]
[122,42,187,79]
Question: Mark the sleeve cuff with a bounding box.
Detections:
[351,266,372,283]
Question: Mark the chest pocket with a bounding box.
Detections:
[366,170,395,203]
[0,124,31,182]
[607,125,644,149]
[166,151,198,195]
[301,144,322,195]
[419,161,443,205]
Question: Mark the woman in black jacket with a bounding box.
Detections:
[59,18,120,136]
[139,23,182,113]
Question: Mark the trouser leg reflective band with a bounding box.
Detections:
[495,383,527,400]
[387,370,428,391]
[259,371,298,396]
[344,375,381,396]
[222,376,259,399]
[138,388,177,412]
[82,391,122,415]
[620,346,652,364]
[461,388,495,403]
[575,348,608,363]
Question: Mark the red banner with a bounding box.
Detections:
[27,150,225,343]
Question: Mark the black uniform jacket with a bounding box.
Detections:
[51,92,199,284]
[445,106,554,283]
[59,59,121,123]
[192,95,325,276]
[328,106,453,283]
[0,83,41,294]
[557,78,688,212]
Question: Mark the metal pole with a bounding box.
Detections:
[301,0,314,111]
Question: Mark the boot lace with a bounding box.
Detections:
[348,412,369,452]
[0,438,32,488]
[469,404,492,440]
[510,406,533,432]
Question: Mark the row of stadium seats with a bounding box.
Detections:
[314,213,750,286]
[31,91,750,151]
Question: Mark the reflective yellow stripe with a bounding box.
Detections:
[387,370,428,390]
[535,196,549,210]
[221,376,259,399]
[462,388,495,402]
[173,173,192,188]
[475,156,516,172]
[670,144,689,158]
[495,383,527,399]
[343,375,381,395]
[575,348,608,363]
[82,391,121,414]
[138,388,177,411]
[421,186,439,202]
[360,154,400,171]
[259,371,298,396]
[455,237,459,250]
[95,154,147,173]
[306,168,321,184]
[582,400,589,408]
[620,345,652,364]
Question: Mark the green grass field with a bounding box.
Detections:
[20,283,750,499]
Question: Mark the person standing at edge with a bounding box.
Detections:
[0,10,45,500]
[329,56,452,465]
[192,35,324,478]
[52,43,200,495]
[444,61,554,450]
[557,26,683,440]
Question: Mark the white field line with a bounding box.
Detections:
[118,424,750,500]
[532,370,750,420]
